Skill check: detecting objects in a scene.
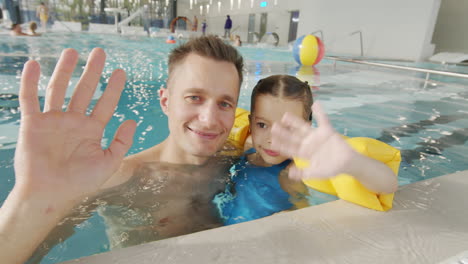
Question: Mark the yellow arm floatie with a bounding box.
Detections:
[301,137,401,211]
[225,108,250,154]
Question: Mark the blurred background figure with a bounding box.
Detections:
[224,15,232,38]
[0,6,3,24]
[36,2,48,31]
[3,0,22,24]
[10,23,28,36]
[233,35,242,46]
[192,15,198,31]
[202,19,207,35]
[28,21,41,36]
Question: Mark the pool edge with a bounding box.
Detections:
[61,170,468,264]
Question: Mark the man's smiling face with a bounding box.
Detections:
[160,53,240,160]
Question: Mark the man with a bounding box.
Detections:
[224,15,232,38]
[97,36,244,248]
[0,36,244,263]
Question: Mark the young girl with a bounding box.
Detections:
[214,74,399,225]
[213,75,314,225]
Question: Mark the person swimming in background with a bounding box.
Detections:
[213,75,313,225]
[233,35,242,47]
[10,23,29,36]
[28,21,42,36]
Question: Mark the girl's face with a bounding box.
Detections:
[250,94,305,166]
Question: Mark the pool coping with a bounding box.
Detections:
[61,170,468,264]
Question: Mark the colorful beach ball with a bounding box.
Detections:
[293,35,325,66]
[166,35,176,44]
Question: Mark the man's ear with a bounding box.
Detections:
[159,88,169,115]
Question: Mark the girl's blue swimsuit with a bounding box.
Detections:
[213,148,293,225]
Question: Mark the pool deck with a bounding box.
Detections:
[62,170,468,264]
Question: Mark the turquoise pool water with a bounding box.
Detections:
[1,33,468,263]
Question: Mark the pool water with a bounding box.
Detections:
[1,33,468,263]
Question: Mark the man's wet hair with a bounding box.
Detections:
[168,35,244,88]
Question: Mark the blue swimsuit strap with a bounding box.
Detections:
[244,148,256,155]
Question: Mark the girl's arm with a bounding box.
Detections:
[271,102,398,195]
[278,169,310,209]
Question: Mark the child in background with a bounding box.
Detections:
[214,75,398,225]
[28,21,41,36]
[233,35,242,47]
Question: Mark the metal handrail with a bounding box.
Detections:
[326,56,468,79]
[311,30,324,42]
[249,31,261,43]
[52,13,73,32]
[350,30,363,57]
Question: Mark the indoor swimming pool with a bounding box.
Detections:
[1,32,467,263]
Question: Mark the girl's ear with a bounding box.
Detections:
[159,88,169,115]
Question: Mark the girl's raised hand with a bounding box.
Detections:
[271,101,356,180]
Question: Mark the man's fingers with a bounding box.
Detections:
[107,119,136,160]
[90,69,126,126]
[67,48,106,113]
[44,49,79,112]
[19,61,41,116]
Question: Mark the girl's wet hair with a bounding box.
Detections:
[250,75,313,121]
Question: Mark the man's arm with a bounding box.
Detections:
[0,48,136,264]
[0,187,73,264]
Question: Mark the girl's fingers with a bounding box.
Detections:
[288,167,304,181]
[271,122,304,157]
[280,112,312,136]
[311,101,332,129]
